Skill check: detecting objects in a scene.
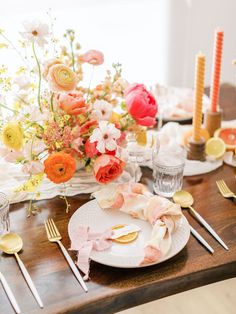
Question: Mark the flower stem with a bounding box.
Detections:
[32,42,42,113]
[30,136,35,161]
[0,102,18,113]
[70,40,75,72]
[50,92,54,112]
[60,183,71,213]
[86,65,95,102]
[0,32,29,68]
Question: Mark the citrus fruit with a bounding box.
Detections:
[111,224,138,244]
[183,128,210,146]
[135,129,147,146]
[205,137,226,158]
[214,127,236,151]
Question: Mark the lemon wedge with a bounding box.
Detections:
[205,138,226,159]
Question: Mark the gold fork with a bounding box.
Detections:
[216,180,236,200]
[44,218,88,292]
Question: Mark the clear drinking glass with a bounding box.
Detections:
[0,192,10,235]
[126,131,159,165]
[152,147,185,197]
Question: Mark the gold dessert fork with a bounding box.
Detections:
[216,180,236,200]
[44,218,88,292]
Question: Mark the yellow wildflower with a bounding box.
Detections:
[0,43,8,49]
[15,173,44,192]
[2,122,24,150]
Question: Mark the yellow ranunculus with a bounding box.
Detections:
[2,122,24,150]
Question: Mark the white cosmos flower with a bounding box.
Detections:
[20,20,49,47]
[90,121,121,153]
[91,100,113,121]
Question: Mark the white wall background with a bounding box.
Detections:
[167,0,236,88]
[0,0,236,89]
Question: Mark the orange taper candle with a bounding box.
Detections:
[210,29,224,112]
[193,53,205,142]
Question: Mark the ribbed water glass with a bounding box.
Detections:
[0,192,10,235]
[152,147,185,197]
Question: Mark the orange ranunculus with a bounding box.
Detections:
[80,120,98,136]
[44,152,76,184]
[93,154,125,184]
[43,58,62,80]
[48,64,77,92]
[58,93,88,115]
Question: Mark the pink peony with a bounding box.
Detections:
[124,84,158,127]
[78,50,104,66]
[93,154,125,184]
[58,93,88,115]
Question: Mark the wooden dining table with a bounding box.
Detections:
[1,84,236,314]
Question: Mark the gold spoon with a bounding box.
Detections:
[0,233,43,308]
[173,190,228,250]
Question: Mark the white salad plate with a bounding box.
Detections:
[68,199,190,268]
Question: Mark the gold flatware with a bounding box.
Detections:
[173,190,229,251]
[44,218,88,293]
[0,271,21,313]
[216,180,236,200]
[0,233,43,308]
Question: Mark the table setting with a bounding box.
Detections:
[0,19,236,314]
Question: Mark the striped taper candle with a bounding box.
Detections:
[193,53,205,143]
[210,29,224,113]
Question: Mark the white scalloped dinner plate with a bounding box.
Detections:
[68,199,190,268]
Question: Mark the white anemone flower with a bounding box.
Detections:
[20,20,49,47]
[90,121,121,153]
[91,100,113,121]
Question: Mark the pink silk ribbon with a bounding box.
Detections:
[70,225,113,280]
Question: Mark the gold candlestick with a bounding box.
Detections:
[187,137,206,161]
[204,109,222,137]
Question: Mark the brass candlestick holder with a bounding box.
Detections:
[204,109,222,137]
[187,137,206,161]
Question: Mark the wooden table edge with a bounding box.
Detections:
[64,261,236,314]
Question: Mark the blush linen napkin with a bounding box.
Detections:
[70,183,182,279]
[94,183,182,265]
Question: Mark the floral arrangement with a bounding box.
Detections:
[0,20,157,212]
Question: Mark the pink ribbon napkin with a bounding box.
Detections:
[70,225,113,280]
[94,182,182,266]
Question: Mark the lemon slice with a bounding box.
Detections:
[135,129,147,146]
[205,138,226,159]
[111,224,138,244]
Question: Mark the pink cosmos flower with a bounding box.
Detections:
[78,50,104,65]
[124,84,158,127]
